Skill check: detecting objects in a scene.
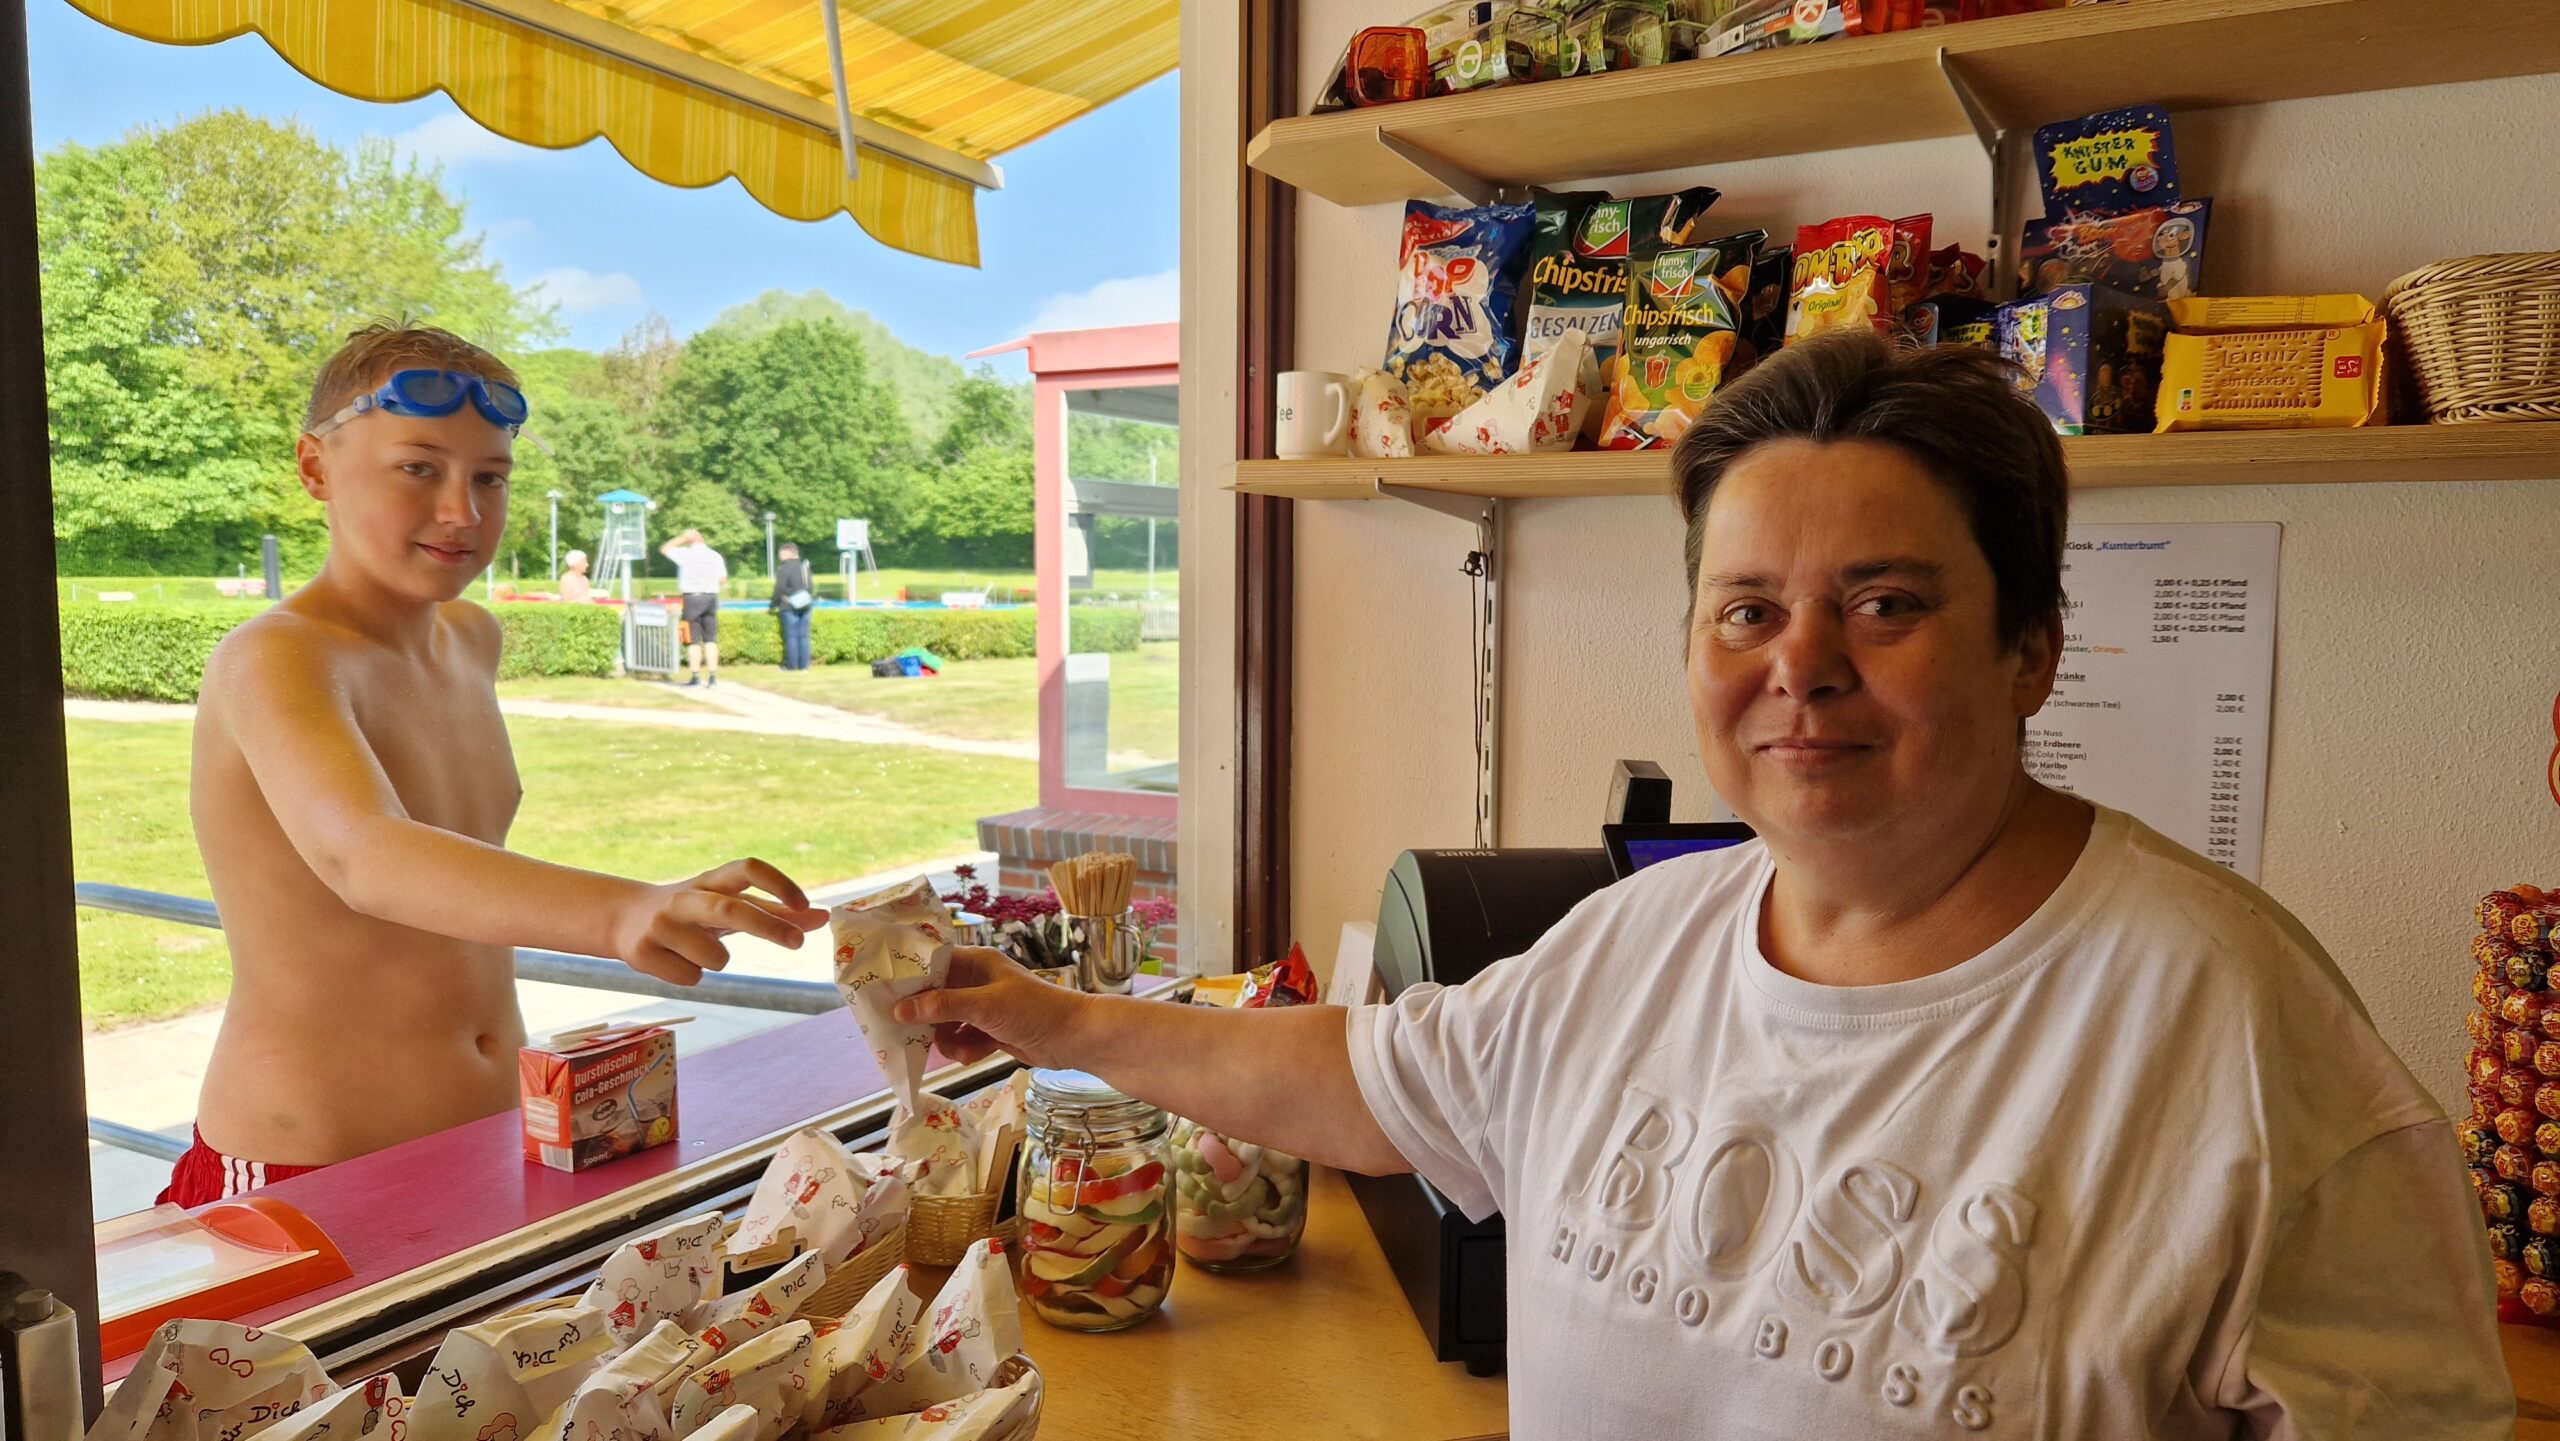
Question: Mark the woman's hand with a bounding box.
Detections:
[608,858,828,986]
[896,946,1088,1069]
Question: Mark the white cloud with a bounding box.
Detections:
[1023,268,1180,334]
[525,267,646,317]
[391,112,531,171]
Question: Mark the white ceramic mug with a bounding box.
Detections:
[1275,371,1351,458]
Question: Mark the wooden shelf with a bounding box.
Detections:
[1226,423,2560,501]
[1247,0,2560,208]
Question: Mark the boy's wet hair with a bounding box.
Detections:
[305,322,521,434]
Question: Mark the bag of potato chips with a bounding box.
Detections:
[1599,227,1762,450]
[1786,215,1899,342]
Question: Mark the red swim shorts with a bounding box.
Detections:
[157,1127,327,1208]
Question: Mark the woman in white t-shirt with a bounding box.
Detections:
[901,333,2511,1437]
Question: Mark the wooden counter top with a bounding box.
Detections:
[2509,1322,2560,1435]
[909,1168,1509,1441]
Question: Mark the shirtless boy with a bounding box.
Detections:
[164,326,826,1206]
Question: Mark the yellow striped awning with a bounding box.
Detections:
[63,0,1179,266]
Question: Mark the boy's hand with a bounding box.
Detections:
[610,858,827,987]
[896,947,1086,1069]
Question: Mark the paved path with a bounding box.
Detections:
[66,683,1039,760]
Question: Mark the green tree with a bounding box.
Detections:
[709,288,984,443]
[37,110,556,573]
[661,320,919,565]
[908,368,1034,566]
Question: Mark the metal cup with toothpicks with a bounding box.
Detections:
[1051,852,1143,995]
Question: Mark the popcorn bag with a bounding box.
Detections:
[86,1320,336,1441]
[1425,327,1600,455]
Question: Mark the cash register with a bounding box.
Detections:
[1347,762,1751,1375]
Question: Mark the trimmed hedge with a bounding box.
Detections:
[493,604,623,681]
[57,600,1139,701]
[715,605,1140,667]
[59,602,266,703]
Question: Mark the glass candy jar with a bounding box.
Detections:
[1169,1118,1309,1271]
[1018,1069,1174,1331]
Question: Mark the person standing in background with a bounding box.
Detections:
[557,549,593,604]
[770,542,815,671]
[661,528,727,686]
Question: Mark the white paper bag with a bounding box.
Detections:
[1347,368,1414,459]
[829,880,958,1117]
[734,1130,910,1269]
[799,1270,923,1435]
[833,1243,1022,1423]
[677,1408,761,1441]
[804,1365,1037,1440]
[582,1213,726,1347]
[408,1301,615,1441]
[86,1321,335,1441]
[541,1322,706,1441]
[244,1376,406,1441]
[664,1321,813,1441]
[1426,327,1599,455]
[695,1252,824,1353]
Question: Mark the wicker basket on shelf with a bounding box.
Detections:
[2381,251,2560,423]
[903,1190,1023,1267]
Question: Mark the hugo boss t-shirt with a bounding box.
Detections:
[1348,806,2510,1438]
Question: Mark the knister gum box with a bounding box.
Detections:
[520,1026,678,1172]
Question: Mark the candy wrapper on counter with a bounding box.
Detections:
[1424,327,1600,454]
[86,1320,336,1441]
[540,1322,708,1441]
[408,1301,616,1441]
[735,1128,911,1269]
[816,1243,1027,1427]
[583,1213,726,1347]
[664,1321,815,1441]
[1346,368,1413,458]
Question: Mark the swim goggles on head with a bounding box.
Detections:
[307,369,530,439]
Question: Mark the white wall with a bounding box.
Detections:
[1179,14,2560,1112]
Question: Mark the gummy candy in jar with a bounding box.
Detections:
[1170,1118,1309,1271]
[1017,1068,1174,1332]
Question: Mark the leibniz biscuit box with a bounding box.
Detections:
[521,1025,678,1171]
[2155,294,2386,432]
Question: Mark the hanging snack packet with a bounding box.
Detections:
[2035,103,2180,218]
[1600,227,1762,450]
[1383,199,1538,439]
[1788,215,1899,342]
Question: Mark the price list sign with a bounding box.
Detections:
[2023,523,2280,879]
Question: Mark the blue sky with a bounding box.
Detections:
[26,0,1181,375]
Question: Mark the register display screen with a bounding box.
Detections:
[1602,822,1756,880]
[1624,836,1747,871]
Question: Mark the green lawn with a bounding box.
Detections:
[733,640,1179,762]
[494,674,719,711]
[68,717,1033,1028]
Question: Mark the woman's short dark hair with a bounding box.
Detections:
[1671,333,2069,652]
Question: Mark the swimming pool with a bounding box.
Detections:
[713,597,1024,611]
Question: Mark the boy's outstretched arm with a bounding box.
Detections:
[896,948,1412,1177]
[205,620,824,984]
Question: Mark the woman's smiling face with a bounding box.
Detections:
[1686,437,2059,848]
